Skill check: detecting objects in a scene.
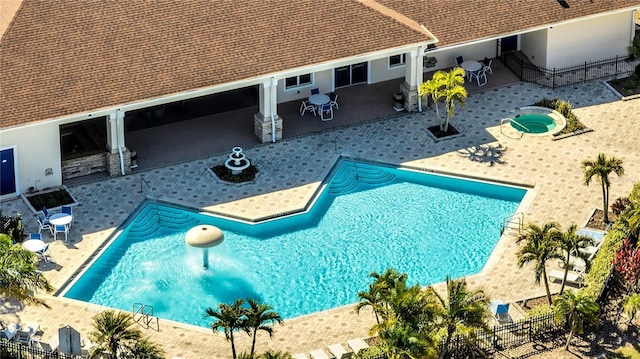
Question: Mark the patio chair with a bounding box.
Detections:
[455,56,464,66]
[320,104,333,121]
[489,300,512,324]
[42,207,50,220]
[54,224,69,242]
[482,57,493,74]
[61,205,73,228]
[299,100,317,116]
[36,243,52,263]
[38,216,53,236]
[329,92,339,109]
[2,323,20,341]
[26,322,42,348]
[29,233,42,241]
[310,88,320,95]
[470,67,488,86]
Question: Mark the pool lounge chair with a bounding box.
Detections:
[310,349,330,359]
[292,354,308,359]
[549,269,584,287]
[489,300,512,324]
[1,323,20,341]
[347,338,369,354]
[328,343,350,359]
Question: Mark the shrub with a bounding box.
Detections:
[624,78,637,90]
[629,181,640,203]
[533,97,585,133]
[581,226,627,300]
[612,197,633,215]
[526,303,553,318]
[0,211,24,243]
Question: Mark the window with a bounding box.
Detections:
[285,74,312,89]
[389,54,406,67]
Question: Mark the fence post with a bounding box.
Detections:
[552,68,556,90]
[615,55,619,75]
[584,61,587,83]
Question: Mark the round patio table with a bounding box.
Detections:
[22,239,45,253]
[49,213,72,226]
[309,94,329,106]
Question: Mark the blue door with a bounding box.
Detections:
[0,148,16,196]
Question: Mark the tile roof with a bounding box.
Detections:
[379,0,640,48]
[1,0,638,129]
[0,0,431,129]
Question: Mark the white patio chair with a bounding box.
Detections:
[61,205,73,228]
[320,104,333,121]
[54,224,69,242]
[329,92,339,109]
[38,216,53,236]
[482,57,493,74]
[470,67,488,86]
[299,100,317,116]
[36,243,52,263]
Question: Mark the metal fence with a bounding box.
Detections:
[502,51,640,89]
[0,341,86,359]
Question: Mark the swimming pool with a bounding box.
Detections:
[62,159,527,327]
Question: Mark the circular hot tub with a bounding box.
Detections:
[510,106,566,136]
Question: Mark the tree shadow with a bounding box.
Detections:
[457,143,507,166]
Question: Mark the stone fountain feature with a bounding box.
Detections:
[224,146,251,175]
[185,225,224,268]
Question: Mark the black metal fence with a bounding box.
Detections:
[441,313,560,358]
[0,341,85,359]
[502,51,640,89]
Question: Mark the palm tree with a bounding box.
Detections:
[377,320,437,359]
[516,222,563,305]
[125,337,166,359]
[205,299,248,359]
[621,293,640,325]
[439,67,467,132]
[0,234,53,307]
[582,153,625,223]
[245,298,283,356]
[556,224,594,295]
[432,277,490,359]
[418,72,444,127]
[355,283,386,324]
[88,310,142,359]
[553,291,599,350]
[260,350,292,359]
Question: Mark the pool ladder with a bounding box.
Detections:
[500,118,524,139]
[132,303,159,331]
[500,212,524,235]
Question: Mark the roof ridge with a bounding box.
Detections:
[355,0,435,40]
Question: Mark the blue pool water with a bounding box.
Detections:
[63,160,527,328]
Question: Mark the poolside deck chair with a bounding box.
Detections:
[489,300,512,324]
[310,349,330,359]
[1,323,20,341]
[549,269,584,287]
[347,338,369,354]
[292,354,308,359]
[558,255,587,272]
[54,224,69,242]
[328,343,350,359]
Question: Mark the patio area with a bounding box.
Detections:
[2,74,639,358]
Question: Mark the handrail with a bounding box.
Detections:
[500,118,524,139]
[132,303,160,331]
[500,212,524,235]
[510,118,530,132]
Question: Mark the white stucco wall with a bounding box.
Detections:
[546,11,633,68]
[370,55,407,83]
[0,123,62,197]
[422,40,497,74]
[521,29,548,68]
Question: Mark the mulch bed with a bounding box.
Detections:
[585,209,617,231]
[428,124,460,138]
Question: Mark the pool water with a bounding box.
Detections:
[63,160,527,327]
[510,114,556,134]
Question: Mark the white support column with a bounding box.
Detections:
[105,114,118,153]
[254,80,282,142]
[401,49,423,112]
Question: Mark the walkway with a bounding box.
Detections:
[1,79,639,358]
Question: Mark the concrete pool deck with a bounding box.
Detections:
[1,80,639,358]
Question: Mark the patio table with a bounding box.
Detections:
[461,60,481,81]
[49,213,72,227]
[22,239,45,253]
[309,94,329,106]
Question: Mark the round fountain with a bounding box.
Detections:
[185,225,224,268]
[224,147,251,175]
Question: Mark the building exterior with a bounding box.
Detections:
[1,0,638,200]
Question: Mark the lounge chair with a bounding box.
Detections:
[1,323,20,341]
[328,343,350,359]
[489,300,512,324]
[347,338,369,354]
[558,255,587,272]
[310,349,330,359]
[549,269,584,287]
[292,354,308,359]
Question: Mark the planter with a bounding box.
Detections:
[21,185,80,214]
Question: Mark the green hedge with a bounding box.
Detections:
[581,224,627,300]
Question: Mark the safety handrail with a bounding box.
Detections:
[500,212,524,234]
[132,303,160,331]
[500,118,524,139]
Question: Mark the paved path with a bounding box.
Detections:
[1,80,639,358]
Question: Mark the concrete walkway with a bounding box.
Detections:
[1,80,639,358]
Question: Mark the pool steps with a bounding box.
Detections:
[327,161,395,195]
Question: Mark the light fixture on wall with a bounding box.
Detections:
[45,168,53,175]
